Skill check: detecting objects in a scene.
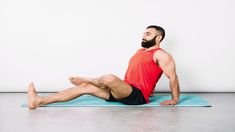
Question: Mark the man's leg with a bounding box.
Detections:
[69,74,133,100]
[27,82,110,109]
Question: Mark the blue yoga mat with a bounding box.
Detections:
[21,94,211,107]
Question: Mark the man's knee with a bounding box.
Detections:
[99,74,117,86]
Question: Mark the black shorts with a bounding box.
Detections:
[105,85,146,105]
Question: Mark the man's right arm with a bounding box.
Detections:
[154,50,180,105]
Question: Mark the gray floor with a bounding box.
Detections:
[0,93,235,132]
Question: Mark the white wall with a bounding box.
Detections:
[0,0,235,92]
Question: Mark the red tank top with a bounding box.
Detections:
[124,47,163,103]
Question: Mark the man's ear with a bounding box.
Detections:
[156,36,162,42]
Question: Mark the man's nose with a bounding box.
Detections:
[142,35,146,40]
[142,35,147,40]
[142,34,147,40]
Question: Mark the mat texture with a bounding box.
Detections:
[21,94,211,107]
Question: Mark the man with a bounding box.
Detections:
[28,25,180,109]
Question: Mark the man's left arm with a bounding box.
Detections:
[155,51,180,105]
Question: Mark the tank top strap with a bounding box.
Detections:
[153,47,162,51]
[149,47,163,52]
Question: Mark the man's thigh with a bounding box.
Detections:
[104,75,132,99]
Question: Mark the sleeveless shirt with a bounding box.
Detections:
[124,48,163,103]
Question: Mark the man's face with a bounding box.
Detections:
[142,28,158,43]
[141,28,159,48]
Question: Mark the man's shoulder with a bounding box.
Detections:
[154,48,172,61]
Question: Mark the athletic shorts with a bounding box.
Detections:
[105,85,146,105]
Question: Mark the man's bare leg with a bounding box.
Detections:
[69,76,93,86]
[28,74,133,109]
[27,82,110,109]
[69,74,133,99]
[69,76,97,86]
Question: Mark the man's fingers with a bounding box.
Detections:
[160,100,177,106]
[160,100,170,105]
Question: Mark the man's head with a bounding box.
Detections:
[141,25,165,48]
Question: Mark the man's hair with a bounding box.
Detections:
[147,25,165,42]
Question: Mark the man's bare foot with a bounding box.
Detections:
[27,82,41,109]
[69,76,90,86]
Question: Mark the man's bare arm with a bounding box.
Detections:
[169,74,180,102]
[154,50,180,105]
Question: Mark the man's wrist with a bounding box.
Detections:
[172,98,179,103]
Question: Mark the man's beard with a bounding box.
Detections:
[141,36,157,48]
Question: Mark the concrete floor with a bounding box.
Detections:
[0,93,235,132]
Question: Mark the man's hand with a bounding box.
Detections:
[160,99,178,106]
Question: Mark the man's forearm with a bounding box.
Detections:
[169,75,180,102]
